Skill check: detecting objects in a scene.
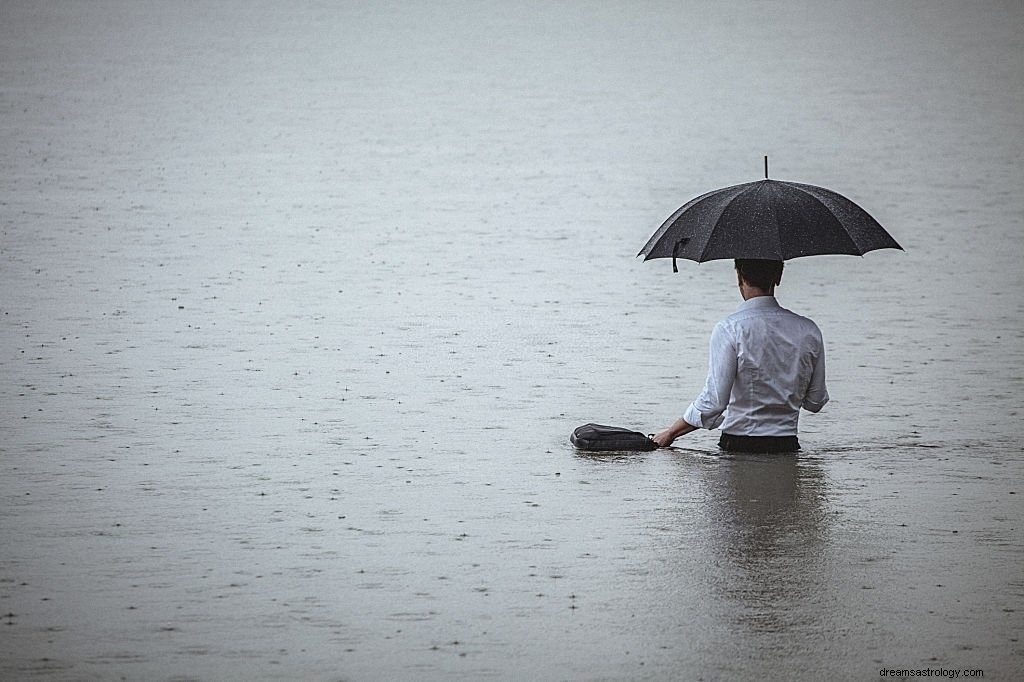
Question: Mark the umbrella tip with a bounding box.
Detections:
[764,155,768,179]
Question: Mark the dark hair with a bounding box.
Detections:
[734,259,784,290]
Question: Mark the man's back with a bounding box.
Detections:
[717,297,828,436]
[683,296,828,438]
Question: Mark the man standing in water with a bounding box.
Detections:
[652,259,828,452]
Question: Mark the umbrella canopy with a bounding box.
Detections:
[638,177,902,270]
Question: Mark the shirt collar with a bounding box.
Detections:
[737,295,780,312]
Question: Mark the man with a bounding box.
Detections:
[652,259,828,452]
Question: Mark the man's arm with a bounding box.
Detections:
[653,323,736,446]
[802,336,829,412]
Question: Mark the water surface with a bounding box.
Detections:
[1,1,1021,679]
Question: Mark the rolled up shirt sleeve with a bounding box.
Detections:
[801,340,829,413]
[683,322,736,430]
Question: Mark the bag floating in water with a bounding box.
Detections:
[570,423,658,451]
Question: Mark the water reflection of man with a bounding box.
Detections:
[652,259,829,453]
[705,454,829,637]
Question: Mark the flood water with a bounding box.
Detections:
[1,1,1022,680]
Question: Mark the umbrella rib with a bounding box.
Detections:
[763,182,785,259]
[639,185,728,259]
[696,184,755,262]
[785,182,865,254]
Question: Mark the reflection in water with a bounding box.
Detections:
[570,449,840,674]
[698,454,831,635]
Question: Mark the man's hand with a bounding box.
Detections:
[651,417,698,447]
[651,430,677,447]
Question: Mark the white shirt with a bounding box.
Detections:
[683,296,828,437]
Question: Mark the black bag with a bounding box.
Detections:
[570,423,658,451]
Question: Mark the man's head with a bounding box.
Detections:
[734,259,784,294]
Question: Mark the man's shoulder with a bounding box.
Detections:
[779,309,826,345]
[776,305,823,330]
[777,305,819,323]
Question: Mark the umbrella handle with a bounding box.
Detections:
[672,238,690,273]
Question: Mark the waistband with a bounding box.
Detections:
[719,433,801,453]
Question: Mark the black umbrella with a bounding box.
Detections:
[639,159,902,271]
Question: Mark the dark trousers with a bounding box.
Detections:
[718,433,800,453]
